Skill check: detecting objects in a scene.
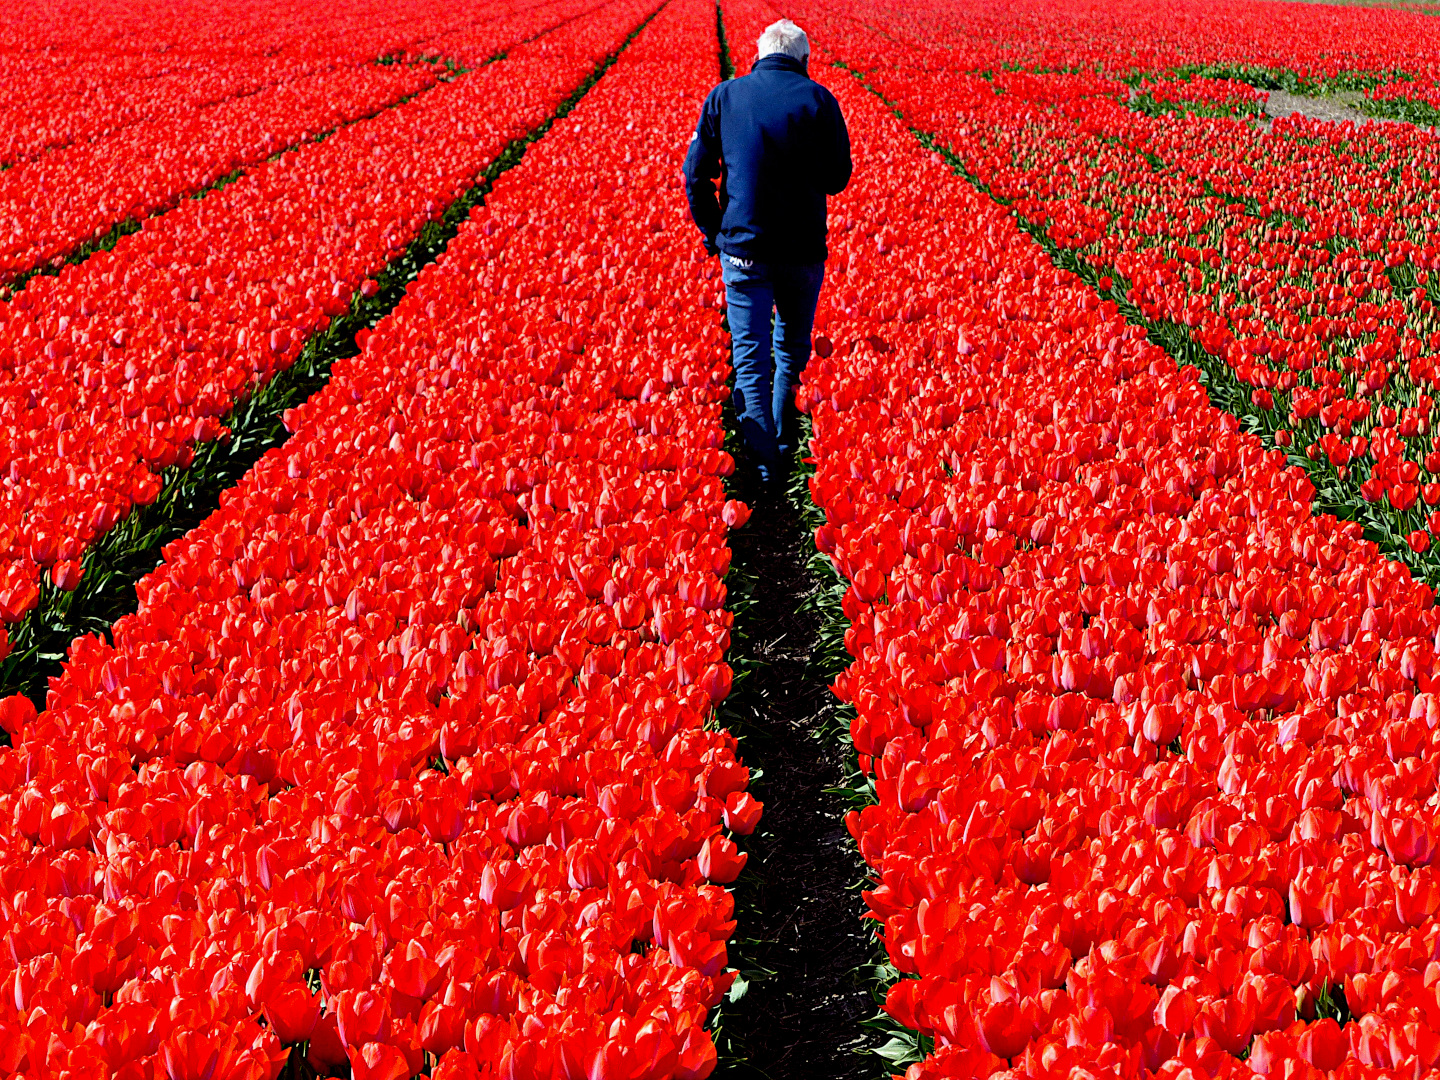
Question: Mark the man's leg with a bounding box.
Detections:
[721,256,781,483]
[769,261,826,470]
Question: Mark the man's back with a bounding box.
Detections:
[683,55,851,266]
[683,19,850,490]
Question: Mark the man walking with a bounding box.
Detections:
[683,19,852,491]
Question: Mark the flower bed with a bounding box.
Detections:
[0,0,499,167]
[799,48,1440,1080]
[0,60,444,290]
[788,0,1440,579]
[0,0,650,634]
[0,0,751,1076]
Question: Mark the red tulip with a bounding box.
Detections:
[387,950,442,1003]
[0,6,760,1079]
[1375,814,1437,867]
[38,7,1440,1080]
[1297,1018,1349,1070]
[433,1051,483,1080]
[352,1042,411,1080]
[307,1013,349,1074]
[697,835,747,884]
[722,500,751,528]
[675,1026,717,1080]
[722,791,763,835]
[161,1030,243,1080]
[38,802,91,850]
[335,989,391,1050]
[1194,996,1255,1055]
[698,663,733,705]
[566,841,609,891]
[479,860,531,911]
[0,694,35,736]
[418,1001,467,1056]
[977,999,1034,1060]
[51,560,83,591]
[261,984,320,1045]
[245,952,303,1012]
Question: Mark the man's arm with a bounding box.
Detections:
[682,89,724,254]
[818,92,853,195]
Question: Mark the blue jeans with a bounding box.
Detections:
[721,255,825,483]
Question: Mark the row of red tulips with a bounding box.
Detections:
[0,59,442,289]
[1364,79,1440,126]
[0,0,651,635]
[783,19,1440,1079]
[0,0,749,1077]
[1129,76,1263,119]
[0,0,627,285]
[798,0,1440,570]
[0,0,622,291]
[820,0,1440,92]
[413,0,620,71]
[0,0,510,168]
[0,55,328,170]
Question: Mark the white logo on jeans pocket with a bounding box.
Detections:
[726,255,754,268]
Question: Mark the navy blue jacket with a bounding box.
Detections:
[682,54,852,265]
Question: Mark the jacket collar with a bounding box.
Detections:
[752,53,808,76]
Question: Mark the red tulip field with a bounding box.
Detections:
[8,0,1440,1076]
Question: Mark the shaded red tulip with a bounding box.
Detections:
[977,999,1034,1060]
[161,1030,243,1080]
[1297,1018,1349,1071]
[352,1042,411,1080]
[261,984,320,1045]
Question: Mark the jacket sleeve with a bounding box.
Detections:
[819,91,853,195]
[682,89,723,253]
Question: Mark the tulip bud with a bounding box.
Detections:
[566,842,609,891]
[721,499,751,528]
[50,560,83,591]
[1297,1017,1348,1070]
[977,999,1033,1060]
[723,791,763,835]
[698,663,733,704]
[1155,985,1198,1034]
[353,1043,410,1080]
[1013,841,1051,885]
[1046,693,1086,732]
[696,835,746,883]
[0,694,36,736]
[262,983,321,1045]
[1141,702,1181,746]
[419,1002,468,1058]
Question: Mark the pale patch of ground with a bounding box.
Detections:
[1263,88,1371,124]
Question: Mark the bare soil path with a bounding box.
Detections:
[1263,87,1372,123]
[715,484,883,1080]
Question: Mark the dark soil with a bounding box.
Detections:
[712,482,885,1080]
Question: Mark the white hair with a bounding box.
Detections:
[757,19,810,64]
